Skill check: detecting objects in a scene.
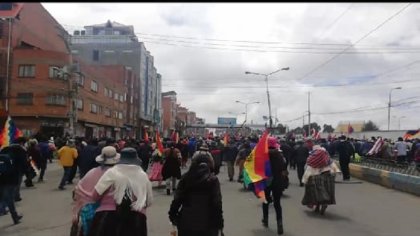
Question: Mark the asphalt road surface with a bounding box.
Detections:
[1,161,420,236]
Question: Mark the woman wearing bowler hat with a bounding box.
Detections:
[88,147,153,236]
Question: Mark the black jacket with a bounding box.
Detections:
[77,144,101,177]
[169,170,223,231]
[222,144,238,162]
[294,144,309,164]
[0,144,29,185]
[337,140,354,160]
[268,149,288,190]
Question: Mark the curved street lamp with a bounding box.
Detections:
[235,100,260,124]
[245,67,290,129]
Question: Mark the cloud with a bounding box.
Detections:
[42,3,420,130]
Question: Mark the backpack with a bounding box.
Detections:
[0,153,14,178]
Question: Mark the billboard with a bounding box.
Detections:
[217,117,237,125]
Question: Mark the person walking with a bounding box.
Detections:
[293,140,309,186]
[336,135,353,181]
[0,137,29,224]
[261,137,288,235]
[72,146,120,236]
[222,140,239,181]
[57,139,78,190]
[168,151,224,236]
[394,137,408,164]
[77,139,101,179]
[162,143,182,195]
[235,141,252,183]
[89,147,153,236]
[301,145,341,215]
[37,136,53,182]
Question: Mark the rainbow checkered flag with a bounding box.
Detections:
[0,116,23,149]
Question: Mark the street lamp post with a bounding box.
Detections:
[235,100,259,124]
[388,87,402,131]
[245,67,289,129]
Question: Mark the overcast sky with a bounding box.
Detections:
[42,2,420,130]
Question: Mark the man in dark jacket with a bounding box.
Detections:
[37,136,52,182]
[337,135,353,181]
[235,141,252,183]
[138,140,152,172]
[293,140,309,187]
[0,137,29,224]
[77,139,101,178]
[222,141,239,181]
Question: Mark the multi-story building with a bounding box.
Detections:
[0,3,72,137]
[162,91,177,137]
[70,20,162,137]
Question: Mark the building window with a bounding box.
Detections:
[71,50,79,54]
[49,66,59,79]
[46,94,66,106]
[17,93,33,105]
[114,111,118,118]
[104,87,108,96]
[91,81,98,92]
[98,105,103,114]
[118,112,123,119]
[76,98,83,110]
[119,94,124,102]
[93,50,99,61]
[18,65,35,78]
[114,93,119,100]
[104,50,115,53]
[108,89,113,98]
[76,74,84,86]
[104,108,111,117]
[90,103,98,113]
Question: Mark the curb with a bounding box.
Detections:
[349,163,420,196]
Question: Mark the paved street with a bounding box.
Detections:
[1,161,420,236]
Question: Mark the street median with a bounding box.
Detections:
[349,163,420,196]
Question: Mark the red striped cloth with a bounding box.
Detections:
[306,149,330,169]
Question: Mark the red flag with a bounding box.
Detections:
[348,123,354,134]
[156,131,164,156]
[223,133,229,147]
[144,130,149,141]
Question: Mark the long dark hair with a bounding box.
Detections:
[182,153,214,189]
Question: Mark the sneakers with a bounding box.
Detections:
[58,186,66,190]
[14,197,22,202]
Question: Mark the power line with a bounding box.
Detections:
[296,3,412,82]
[316,3,354,39]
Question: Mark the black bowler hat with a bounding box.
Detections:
[117,147,142,166]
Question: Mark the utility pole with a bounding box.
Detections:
[308,91,311,136]
[53,64,82,138]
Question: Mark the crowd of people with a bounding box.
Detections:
[1,131,420,235]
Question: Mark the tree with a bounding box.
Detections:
[362,120,379,131]
[302,122,321,134]
[322,124,335,133]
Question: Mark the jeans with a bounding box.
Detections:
[166,177,177,190]
[15,174,23,200]
[262,184,283,223]
[227,161,235,180]
[0,185,20,222]
[59,167,72,188]
[68,163,78,183]
[297,162,305,184]
[339,157,350,180]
